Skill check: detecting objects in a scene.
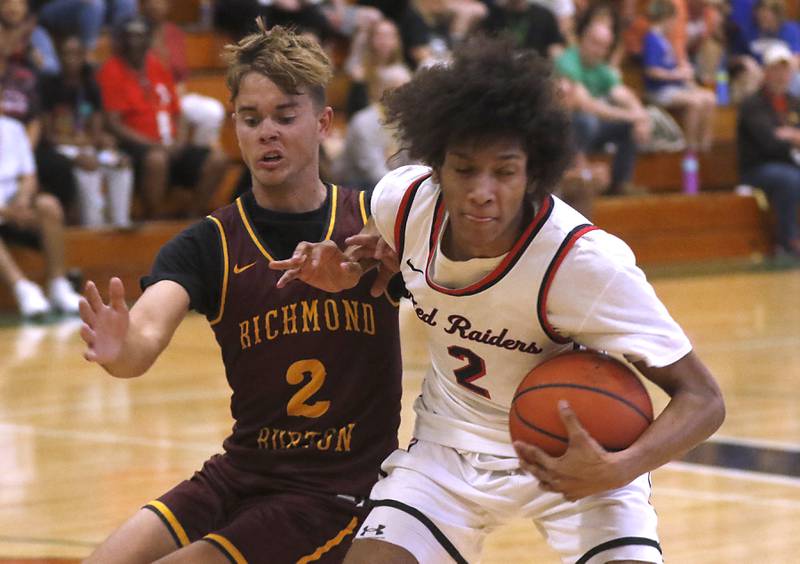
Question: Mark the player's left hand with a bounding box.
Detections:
[513,401,632,501]
[345,232,400,297]
[269,240,364,292]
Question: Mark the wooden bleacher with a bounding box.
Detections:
[0,3,780,313]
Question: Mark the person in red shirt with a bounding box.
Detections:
[96,16,228,219]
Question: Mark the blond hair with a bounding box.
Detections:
[223,20,332,107]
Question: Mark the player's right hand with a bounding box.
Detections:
[269,240,364,292]
[79,277,130,365]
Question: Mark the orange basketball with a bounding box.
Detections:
[510,350,653,456]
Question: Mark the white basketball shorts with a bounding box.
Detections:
[355,439,662,564]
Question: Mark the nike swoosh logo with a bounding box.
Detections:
[406,259,423,274]
[233,261,257,274]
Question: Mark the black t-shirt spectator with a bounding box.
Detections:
[482,2,564,58]
[39,63,102,137]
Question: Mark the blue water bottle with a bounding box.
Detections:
[715,68,730,106]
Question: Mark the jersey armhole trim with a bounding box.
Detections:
[143,500,190,548]
[393,172,432,257]
[366,499,468,564]
[358,189,369,226]
[324,184,339,241]
[206,215,229,326]
[537,224,599,344]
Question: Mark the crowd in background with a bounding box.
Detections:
[1,0,799,318]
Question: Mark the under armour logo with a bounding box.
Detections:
[360,524,386,537]
[406,259,423,274]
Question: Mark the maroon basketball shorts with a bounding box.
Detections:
[144,454,364,563]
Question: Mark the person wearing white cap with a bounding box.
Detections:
[737,41,800,258]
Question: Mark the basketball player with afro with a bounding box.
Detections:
[271,36,725,564]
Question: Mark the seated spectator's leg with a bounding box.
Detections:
[104,164,134,228]
[170,146,229,218]
[140,147,170,219]
[35,144,77,220]
[743,162,800,255]
[0,235,26,288]
[38,0,105,50]
[31,193,67,281]
[180,93,226,148]
[31,193,81,313]
[571,111,602,157]
[593,119,637,195]
[699,88,717,152]
[73,167,105,227]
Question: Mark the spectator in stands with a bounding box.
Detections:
[97,16,228,219]
[41,34,132,227]
[557,16,651,195]
[214,0,381,42]
[332,63,414,189]
[481,0,566,59]
[0,0,59,74]
[33,0,138,52]
[554,77,610,219]
[400,0,487,67]
[530,0,577,43]
[687,0,727,88]
[140,0,225,148]
[1,26,76,212]
[728,0,800,100]
[343,16,405,117]
[737,43,800,259]
[0,82,82,318]
[644,0,716,191]
[356,0,440,68]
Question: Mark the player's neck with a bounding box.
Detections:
[251,177,327,214]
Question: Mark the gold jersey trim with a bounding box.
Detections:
[296,516,358,563]
[358,189,368,226]
[147,500,190,547]
[204,533,248,563]
[207,215,230,326]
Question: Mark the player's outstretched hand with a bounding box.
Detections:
[269,240,364,292]
[345,232,400,297]
[513,401,631,501]
[79,277,130,366]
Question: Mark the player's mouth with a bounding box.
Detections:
[463,213,494,224]
[257,151,284,170]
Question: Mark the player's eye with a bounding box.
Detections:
[277,116,296,125]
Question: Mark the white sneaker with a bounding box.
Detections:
[14,279,51,319]
[48,276,81,315]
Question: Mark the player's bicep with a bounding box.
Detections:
[633,350,718,399]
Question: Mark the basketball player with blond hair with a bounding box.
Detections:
[272,36,725,564]
[80,23,403,563]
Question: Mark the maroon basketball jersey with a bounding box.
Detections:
[207,186,402,497]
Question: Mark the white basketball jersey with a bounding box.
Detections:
[372,166,691,457]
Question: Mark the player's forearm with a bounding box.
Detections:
[616,357,725,479]
[101,321,172,379]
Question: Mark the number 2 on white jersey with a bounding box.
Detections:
[447,346,490,399]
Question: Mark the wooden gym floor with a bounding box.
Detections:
[0,265,798,563]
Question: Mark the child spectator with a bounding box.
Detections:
[141,0,225,148]
[0,0,59,74]
[0,84,82,318]
[644,0,716,192]
[41,35,132,227]
[97,17,228,219]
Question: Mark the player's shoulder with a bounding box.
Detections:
[374,165,433,196]
[0,115,25,136]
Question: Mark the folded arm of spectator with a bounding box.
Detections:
[105,112,161,149]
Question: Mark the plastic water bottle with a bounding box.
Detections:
[682,154,699,195]
[715,69,730,106]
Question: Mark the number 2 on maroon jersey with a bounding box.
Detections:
[447,345,490,399]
